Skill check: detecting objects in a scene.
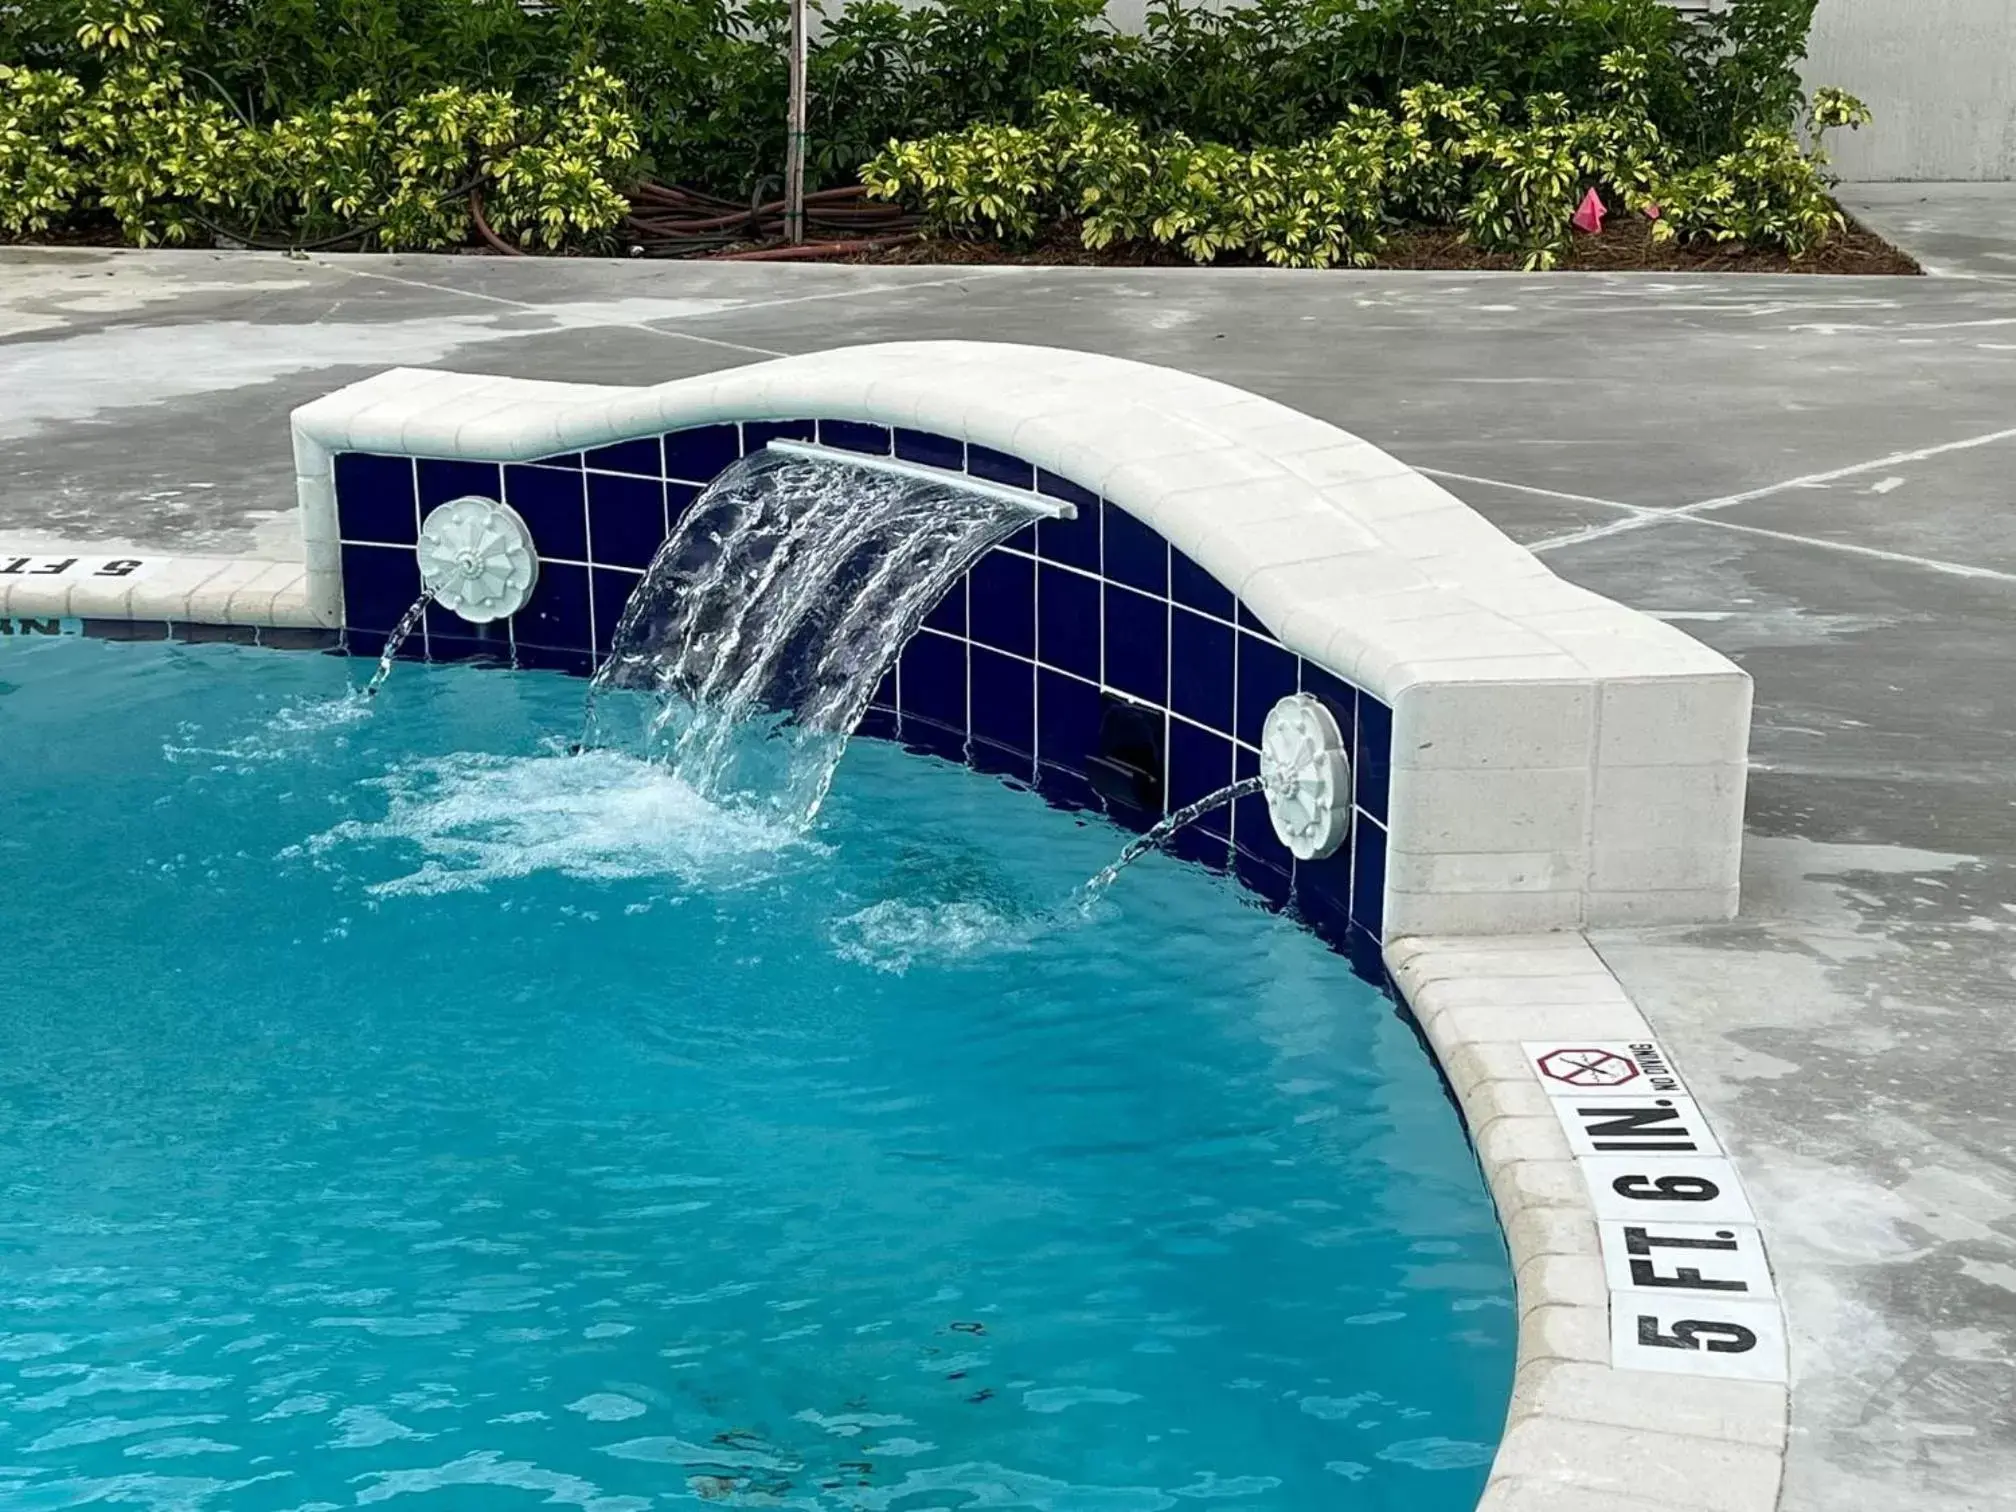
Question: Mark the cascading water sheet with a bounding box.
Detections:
[583,450,1032,827]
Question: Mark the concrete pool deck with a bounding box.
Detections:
[4,209,2014,1510]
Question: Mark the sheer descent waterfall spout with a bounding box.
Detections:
[582,444,1069,827]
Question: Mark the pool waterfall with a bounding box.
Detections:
[578,447,1050,828]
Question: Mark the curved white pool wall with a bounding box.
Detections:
[291,340,1751,936]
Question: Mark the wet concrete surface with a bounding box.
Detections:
[3,230,2014,1508]
[1843,183,2016,281]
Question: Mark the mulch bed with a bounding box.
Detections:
[841,208,1920,274]
[8,201,1921,274]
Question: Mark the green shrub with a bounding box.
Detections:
[1653,86,1869,258]
[864,90,1392,268]
[867,55,1864,270]
[2,0,1858,257]
[0,2,641,249]
[3,0,1837,204]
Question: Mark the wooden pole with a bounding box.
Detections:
[784,0,807,245]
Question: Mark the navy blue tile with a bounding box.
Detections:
[340,543,421,633]
[970,737,1035,786]
[1294,846,1354,954]
[667,482,700,533]
[1172,549,1235,620]
[531,451,583,469]
[1036,669,1102,772]
[1037,469,1099,513]
[513,643,596,678]
[503,464,588,561]
[512,560,592,652]
[1234,846,1293,910]
[1232,745,1297,876]
[1037,564,1099,680]
[1167,720,1235,841]
[1036,762,1102,814]
[856,705,899,741]
[585,436,662,477]
[421,602,510,665]
[664,424,741,482]
[334,454,417,545]
[1036,509,1099,574]
[1001,521,1038,555]
[591,567,641,656]
[744,418,816,451]
[969,550,1035,658]
[1170,608,1234,734]
[902,716,966,765]
[895,429,962,471]
[1236,632,1299,748]
[1356,694,1392,825]
[898,630,966,733]
[1103,585,1166,705]
[1102,503,1168,596]
[587,473,667,570]
[923,577,965,635]
[1170,823,1231,873]
[1344,923,1386,984]
[1299,663,1361,765]
[417,459,502,511]
[968,444,1032,490]
[1351,818,1387,937]
[969,647,1035,758]
[1237,600,1276,637]
[819,419,890,455]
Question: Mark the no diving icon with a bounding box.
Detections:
[1523,1040,1689,1098]
[1537,1047,1640,1088]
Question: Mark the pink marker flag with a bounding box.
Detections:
[1571,187,1606,234]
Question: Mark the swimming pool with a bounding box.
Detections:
[1,634,1514,1510]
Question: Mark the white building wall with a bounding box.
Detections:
[1803,0,2016,181]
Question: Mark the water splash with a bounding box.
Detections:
[829,898,1032,975]
[364,590,436,698]
[1079,776,1267,907]
[582,451,1034,829]
[301,747,804,897]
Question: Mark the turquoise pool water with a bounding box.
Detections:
[0,635,1512,1511]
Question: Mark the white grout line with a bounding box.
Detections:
[1683,512,2016,584]
[316,260,1036,361]
[1413,466,1655,517]
[1410,461,2016,584]
[1531,423,2016,552]
[317,262,789,358]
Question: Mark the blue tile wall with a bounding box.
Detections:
[334,419,1393,974]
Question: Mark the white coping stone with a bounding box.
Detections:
[0,545,334,628]
[1387,933,1789,1512]
[286,341,1752,936]
[1489,1418,1783,1512]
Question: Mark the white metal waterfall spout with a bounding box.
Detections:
[1260,693,1352,861]
[416,497,540,623]
[765,441,1079,519]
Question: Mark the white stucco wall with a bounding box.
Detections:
[1804,0,2016,181]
